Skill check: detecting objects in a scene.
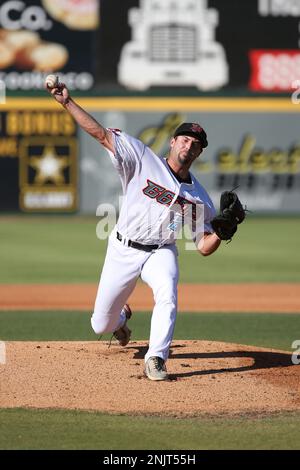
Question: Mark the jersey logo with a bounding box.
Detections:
[142,179,198,228]
[143,180,174,206]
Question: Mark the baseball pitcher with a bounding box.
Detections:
[46,79,246,381]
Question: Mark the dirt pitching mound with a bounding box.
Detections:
[1,340,299,417]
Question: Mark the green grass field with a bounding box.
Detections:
[0,216,300,450]
[0,215,299,283]
[0,310,299,351]
[1,408,299,450]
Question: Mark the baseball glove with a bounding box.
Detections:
[211,190,246,241]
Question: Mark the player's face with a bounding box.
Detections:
[170,135,203,166]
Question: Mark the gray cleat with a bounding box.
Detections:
[144,356,168,381]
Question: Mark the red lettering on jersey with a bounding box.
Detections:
[143,180,166,199]
[175,195,197,224]
[143,180,197,222]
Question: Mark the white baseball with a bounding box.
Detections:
[45,74,58,88]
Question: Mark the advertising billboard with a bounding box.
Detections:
[0,0,99,91]
[98,0,300,94]
[0,103,78,212]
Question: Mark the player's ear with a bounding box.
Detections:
[170,137,176,148]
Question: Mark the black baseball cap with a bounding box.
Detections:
[174,122,208,148]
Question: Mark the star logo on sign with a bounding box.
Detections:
[29,146,69,185]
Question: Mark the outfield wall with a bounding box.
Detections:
[0,97,299,214]
[80,98,300,214]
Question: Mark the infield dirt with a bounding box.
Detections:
[1,340,300,417]
[1,283,300,416]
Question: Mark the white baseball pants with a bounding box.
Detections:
[91,233,179,362]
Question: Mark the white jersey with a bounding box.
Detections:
[107,129,216,246]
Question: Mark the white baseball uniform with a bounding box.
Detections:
[91,130,216,363]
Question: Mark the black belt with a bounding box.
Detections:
[116,232,159,252]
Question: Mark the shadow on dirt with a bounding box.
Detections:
[127,343,298,379]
